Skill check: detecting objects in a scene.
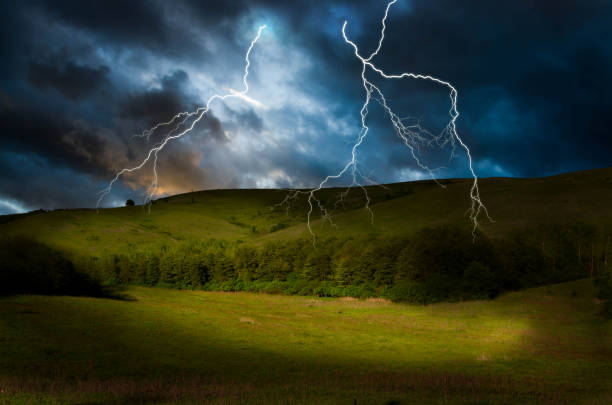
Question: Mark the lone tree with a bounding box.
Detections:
[125,199,135,207]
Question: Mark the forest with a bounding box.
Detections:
[2,223,610,314]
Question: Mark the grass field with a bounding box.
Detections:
[1,168,611,403]
[1,279,611,404]
[1,168,611,257]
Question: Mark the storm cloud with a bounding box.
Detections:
[0,0,610,213]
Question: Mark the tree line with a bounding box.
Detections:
[79,223,611,304]
[1,223,610,310]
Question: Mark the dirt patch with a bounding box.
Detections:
[239,317,257,325]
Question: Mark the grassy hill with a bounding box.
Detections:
[1,167,611,257]
[1,169,611,403]
[0,279,610,404]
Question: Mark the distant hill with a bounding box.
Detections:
[1,167,611,256]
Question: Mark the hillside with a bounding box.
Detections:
[1,170,611,403]
[1,168,611,257]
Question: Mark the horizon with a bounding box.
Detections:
[2,165,609,215]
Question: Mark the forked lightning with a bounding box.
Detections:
[280,0,489,243]
[97,25,267,210]
[98,0,488,243]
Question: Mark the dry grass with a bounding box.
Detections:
[2,370,610,404]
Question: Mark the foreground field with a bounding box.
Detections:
[1,280,611,404]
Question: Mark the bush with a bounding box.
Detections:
[462,261,500,299]
[595,271,612,300]
[385,282,429,303]
[0,238,103,297]
[262,280,286,294]
[284,278,310,295]
[595,270,612,318]
[269,222,287,232]
[603,300,612,318]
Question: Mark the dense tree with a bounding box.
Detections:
[302,250,332,281]
[0,238,103,296]
[234,245,258,281]
[145,254,160,286]
[462,261,499,299]
[211,250,235,282]
[11,223,606,304]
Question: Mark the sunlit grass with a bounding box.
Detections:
[1,279,610,404]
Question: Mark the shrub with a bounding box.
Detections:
[261,280,286,294]
[385,282,429,304]
[603,300,612,318]
[269,222,287,232]
[595,270,612,318]
[0,237,103,297]
[462,261,500,299]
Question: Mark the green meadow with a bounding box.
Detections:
[1,280,611,404]
[1,168,611,403]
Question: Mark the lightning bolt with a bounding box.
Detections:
[98,5,487,244]
[97,25,267,210]
[280,0,489,243]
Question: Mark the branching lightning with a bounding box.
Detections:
[98,2,488,245]
[97,25,267,210]
[279,0,489,243]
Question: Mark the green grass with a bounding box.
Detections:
[1,279,611,404]
[1,168,611,258]
[1,168,611,403]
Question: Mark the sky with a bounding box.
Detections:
[1,0,611,214]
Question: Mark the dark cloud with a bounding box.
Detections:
[33,0,169,50]
[120,71,191,126]
[119,70,228,144]
[182,1,249,25]
[0,105,125,178]
[0,151,107,211]
[28,59,110,100]
[0,0,611,211]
